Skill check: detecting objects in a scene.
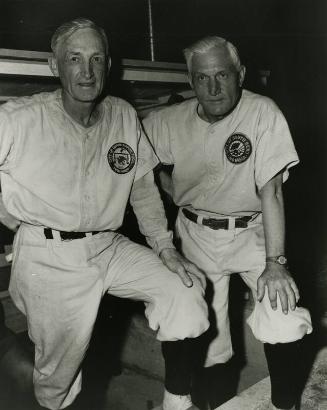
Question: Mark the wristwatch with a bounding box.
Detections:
[266,255,288,266]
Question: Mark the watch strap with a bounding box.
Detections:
[266,255,288,265]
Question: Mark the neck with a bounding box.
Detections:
[199,88,243,124]
[61,92,100,127]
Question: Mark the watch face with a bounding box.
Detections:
[277,255,287,265]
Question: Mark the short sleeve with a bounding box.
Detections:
[255,100,299,190]
[134,124,159,181]
[142,112,174,165]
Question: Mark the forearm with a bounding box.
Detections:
[260,173,285,257]
[158,169,173,198]
[258,174,300,312]
[130,171,175,255]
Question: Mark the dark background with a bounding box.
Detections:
[1,0,325,65]
[1,0,327,317]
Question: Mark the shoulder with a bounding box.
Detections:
[144,98,197,126]
[102,95,137,116]
[0,90,61,118]
[241,89,281,114]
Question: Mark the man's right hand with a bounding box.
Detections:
[159,248,207,289]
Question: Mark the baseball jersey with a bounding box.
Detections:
[143,89,299,217]
[0,89,158,232]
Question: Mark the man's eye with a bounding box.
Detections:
[197,74,207,81]
[70,56,80,62]
[93,56,104,63]
[219,72,228,79]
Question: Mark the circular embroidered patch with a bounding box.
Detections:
[224,133,252,164]
[107,143,136,174]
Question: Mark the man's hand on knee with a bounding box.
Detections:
[257,264,300,314]
[159,248,206,289]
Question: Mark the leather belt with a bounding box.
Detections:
[44,228,111,240]
[182,208,252,230]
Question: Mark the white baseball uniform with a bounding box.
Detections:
[0,90,209,409]
[143,89,312,367]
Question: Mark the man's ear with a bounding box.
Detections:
[48,56,59,77]
[238,65,246,87]
[188,73,194,89]
[107,57,112,73]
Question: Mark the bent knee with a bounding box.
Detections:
[163,271,205,300]
[247,295,313,344]
[150,277,209,341]
[171,277,208,317]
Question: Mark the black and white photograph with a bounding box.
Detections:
[0,1,326,409]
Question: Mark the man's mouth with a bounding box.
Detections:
[78,82,95,87]
[207,98,224,103]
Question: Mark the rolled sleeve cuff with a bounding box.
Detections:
[256,154,299,191]
[134,156,159,181]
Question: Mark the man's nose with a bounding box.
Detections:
[82,61,94,78]
[208,77,221,96]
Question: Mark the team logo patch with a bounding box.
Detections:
[107,143,136,174]
[224,133,252,164]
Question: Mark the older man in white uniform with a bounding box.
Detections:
[0,19,209,410]
[143,36,312,410]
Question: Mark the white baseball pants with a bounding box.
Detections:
[9,223,209,409]
[176,210,312,367]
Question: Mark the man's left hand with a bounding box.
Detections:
[159,248,206,289]
[257,263,300,314]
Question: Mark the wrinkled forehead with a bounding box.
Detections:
[191,46,235,73]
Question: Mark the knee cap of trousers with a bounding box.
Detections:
[152,279,209,341]
[247,294,313,344]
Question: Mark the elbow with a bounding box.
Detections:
[260,176,284,205]
[272,183,283,202]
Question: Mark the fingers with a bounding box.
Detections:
[276,288,289,314]
[160,249,206,288]
[290,280,300,304]
[176,261,208,289]
[185,262,207,288]
[176,265,193,287]
[261,282,291,313]
[285,286,296,312]
[256,277,266,302]
[268,285,278,311]
[163,259,193,287]
[266,281,298,314]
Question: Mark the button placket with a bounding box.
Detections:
[81,135,95,229]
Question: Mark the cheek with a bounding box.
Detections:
[60,68,77,87]
[193,84,208,100]
[60,75,73,90]
[225,85,239,101]
[95,69,106,83]
[93,63,106,74]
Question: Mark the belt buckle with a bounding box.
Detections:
[235,217,251,228]
[59,232,86,241]
[206,218,228,230]
[60,232,74,241]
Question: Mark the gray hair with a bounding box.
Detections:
[51,18,109,56]
[183,36,241,73]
